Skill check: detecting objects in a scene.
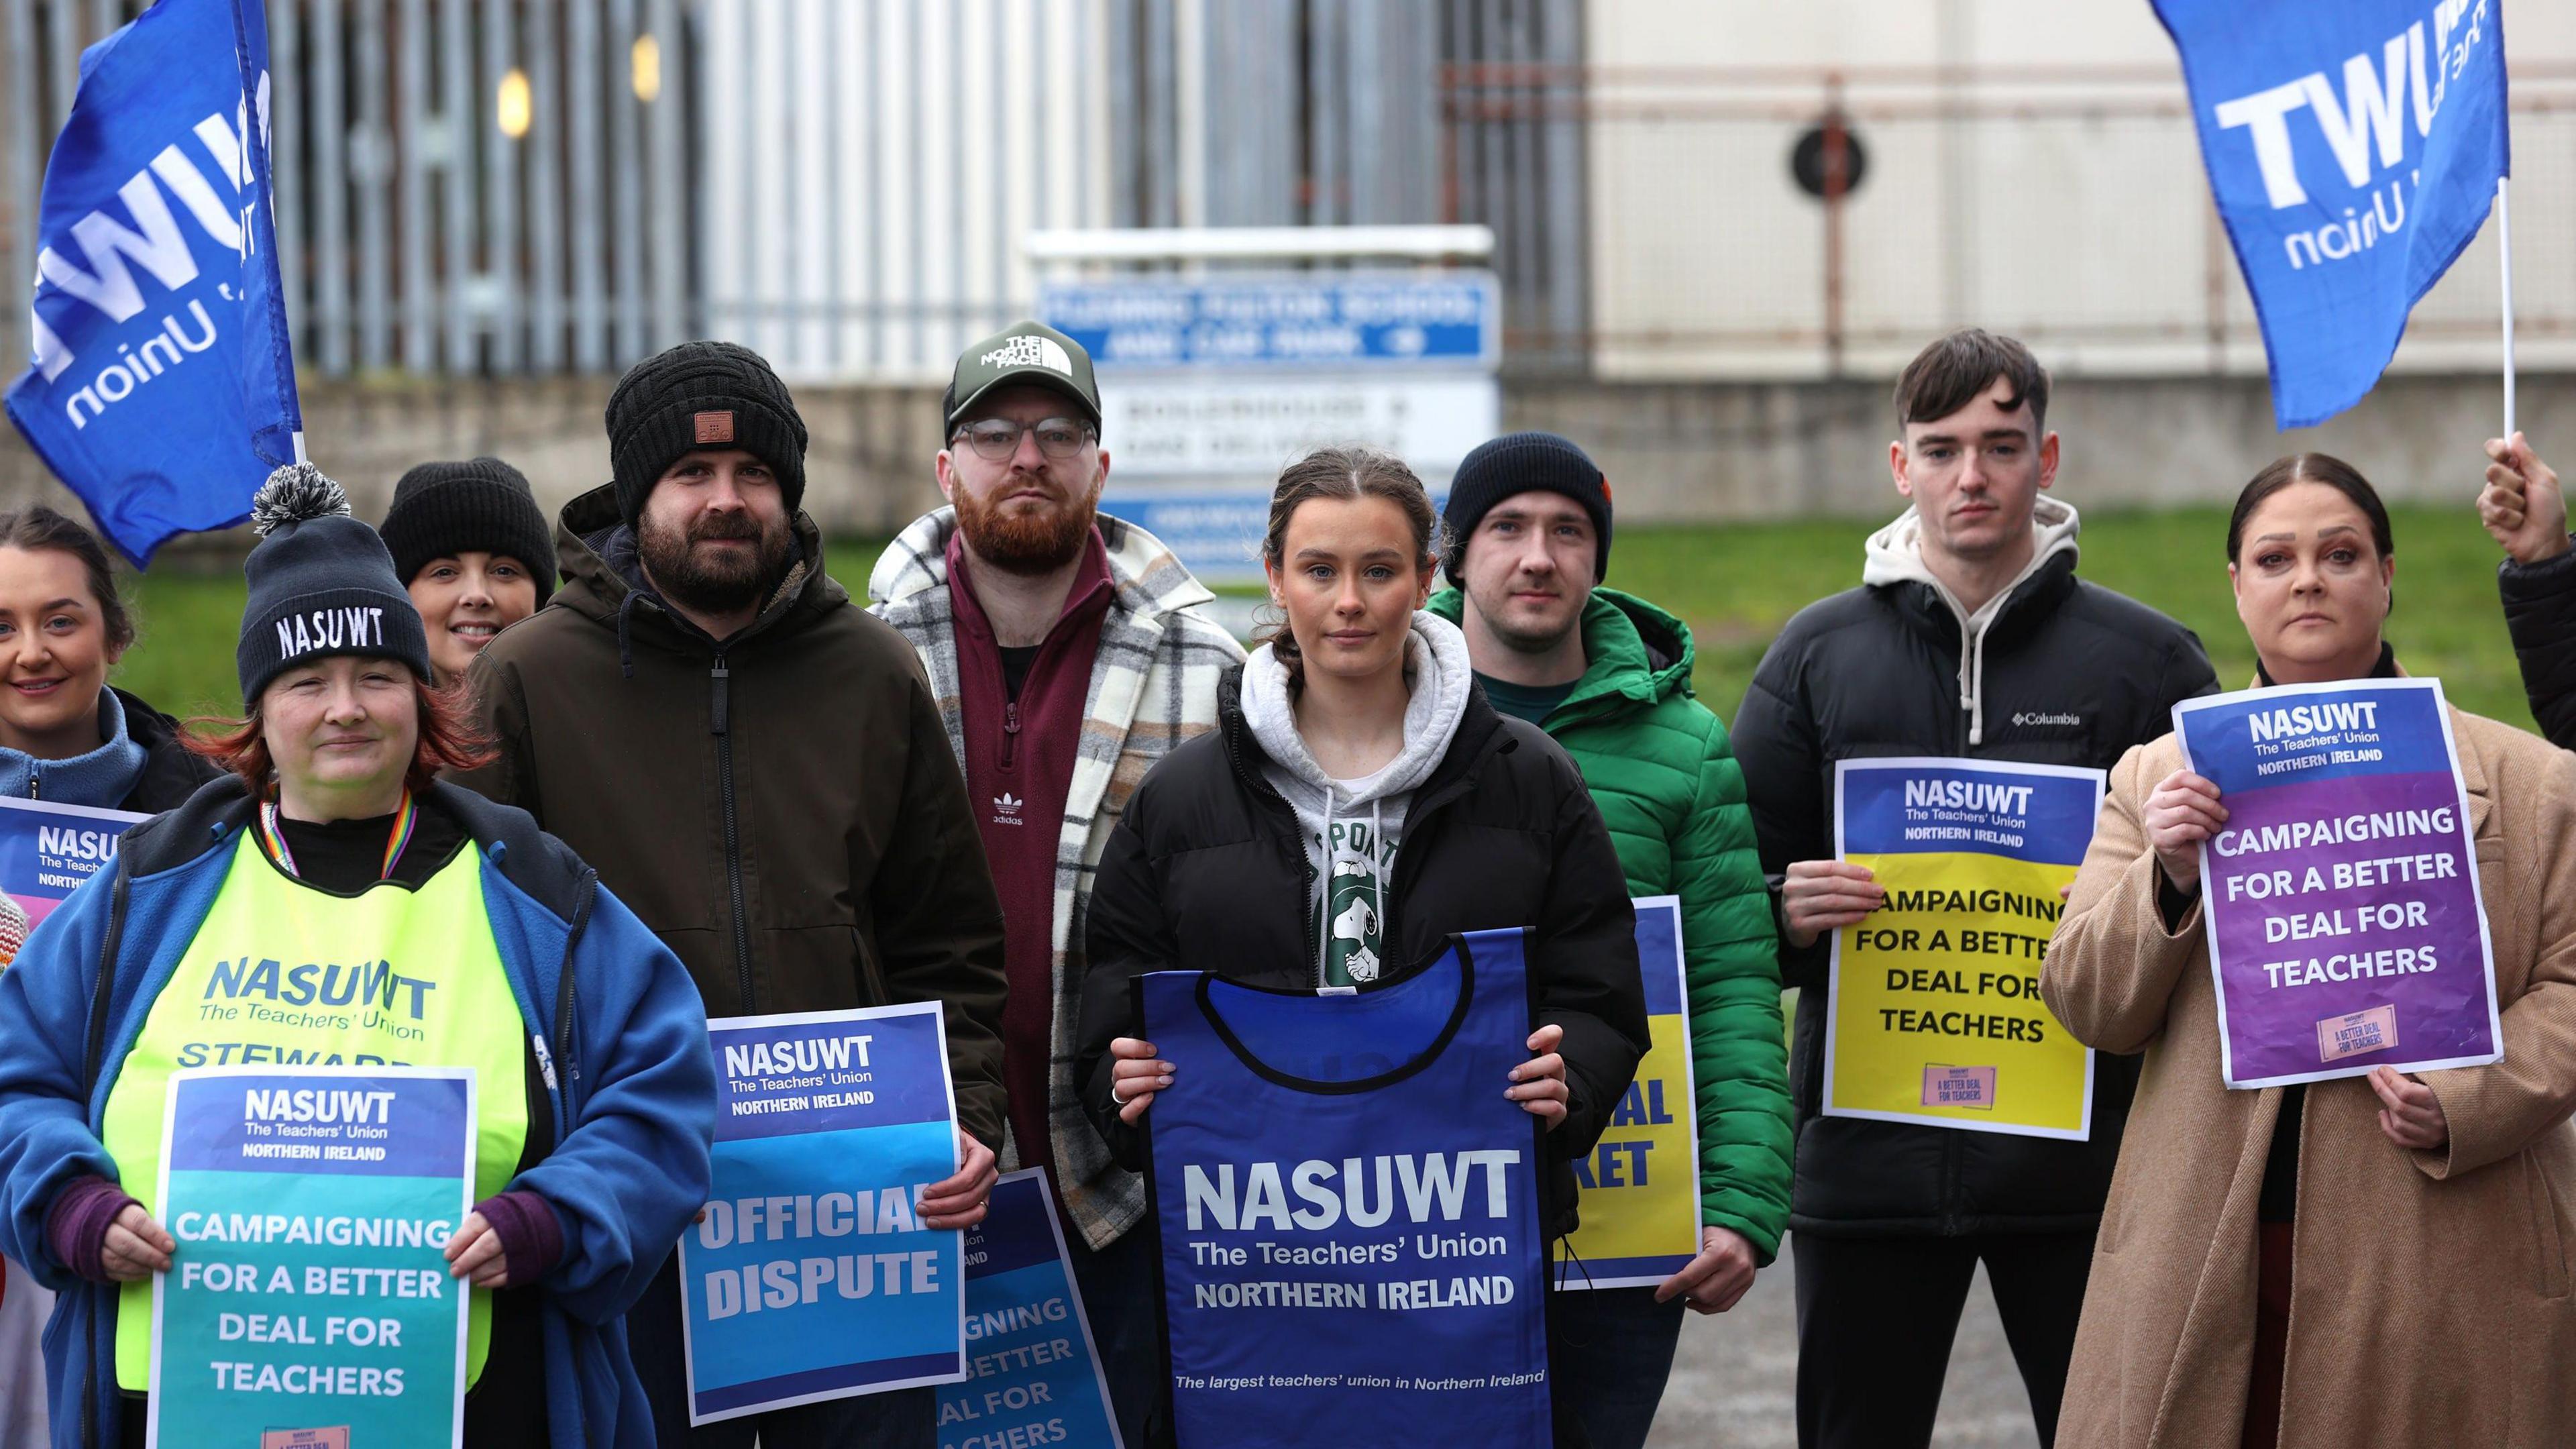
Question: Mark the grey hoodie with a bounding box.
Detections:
[1860,494,2082,747]
[1240,610,1474,986]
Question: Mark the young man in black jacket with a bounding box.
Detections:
[1731,329,2218,1449]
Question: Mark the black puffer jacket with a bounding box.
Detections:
[115,687,221,813]
[1075,667,1651,1238]
[1732,505,2217,1237]
[2500,539,2576,749]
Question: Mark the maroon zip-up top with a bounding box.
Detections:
[945,525,1113,1183]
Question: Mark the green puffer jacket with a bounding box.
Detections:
[1430,586,1792,1260]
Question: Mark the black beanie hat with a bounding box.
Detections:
[1440,431,1614,586]
[604,341,808,527]
[237,464,435,705]
[380,457,557,608]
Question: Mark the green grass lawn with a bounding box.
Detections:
[109,504,2538,735]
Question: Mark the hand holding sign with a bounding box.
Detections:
[1108,1037,1173,1122]
[443,1212,510,1289]
[1509,1024,1570,1128]
[2369,1065,2451,1150]
[1653,1226,1757,1316]
[1781,859,1884,948]
[916,1130,998,1230]
[2144,770,2229,893]
[2481,434,2568,566]
[101,1203,173,1282]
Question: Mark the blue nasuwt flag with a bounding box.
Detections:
[2156,0,2509,430]
[5,0,301,566]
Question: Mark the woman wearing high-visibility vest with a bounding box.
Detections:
[0,466,717,1449]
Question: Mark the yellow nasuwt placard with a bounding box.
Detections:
[1556,896,1701,1289]
[1825,756,2100,1139]
[1823,851,2094,1140]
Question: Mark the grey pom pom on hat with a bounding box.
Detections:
[236,464,435,705]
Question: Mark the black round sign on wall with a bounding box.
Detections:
[1790,119,1870,199]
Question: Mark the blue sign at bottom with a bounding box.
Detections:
[938,1171,1122,1449]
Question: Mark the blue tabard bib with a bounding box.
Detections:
[1140,927,1552,1448]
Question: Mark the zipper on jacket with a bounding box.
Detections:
[710,655,754,1013]
[1002,700,1020,770]
[78,863,129,1449]
[1224,714,1318,971]
[555,869,596,1096]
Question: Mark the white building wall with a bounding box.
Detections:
[1585,0,2576,382]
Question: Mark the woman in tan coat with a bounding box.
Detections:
[2043,454,2576,1449]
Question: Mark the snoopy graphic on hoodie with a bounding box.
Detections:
[1328,847,1389,983]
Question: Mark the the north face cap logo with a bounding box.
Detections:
[694,411,735,444]
[980,335,1073,377]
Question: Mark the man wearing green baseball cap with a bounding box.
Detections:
[940,319,1104,434]
[868,319,1242,1447]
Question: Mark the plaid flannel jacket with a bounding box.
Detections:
[867,508,1243,1247]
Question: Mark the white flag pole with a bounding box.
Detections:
[2500,174,2519,441]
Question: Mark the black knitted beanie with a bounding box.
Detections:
[604,341,808,526]
[1440,431,1614,586]
[380,457,556,608]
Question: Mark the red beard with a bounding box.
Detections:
[954,480,1099,574]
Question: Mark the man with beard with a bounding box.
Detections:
[454,339,1009,1449]
[867,321,1241,1447]
[1427,432,1788,1449]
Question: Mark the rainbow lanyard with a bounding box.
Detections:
[258,789,418,883]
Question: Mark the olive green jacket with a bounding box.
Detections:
[1431,586,1792,1260]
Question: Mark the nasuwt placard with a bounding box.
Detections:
[147,1065,474,1449]
[1825,757,2103,1139]
[1141,928,1552,1448]
[678,1004,966,1424]
[0,796,144,939]
[1555,897,1700,1290]
[938,1169,1123,1449]
[2175,678,2500,1089]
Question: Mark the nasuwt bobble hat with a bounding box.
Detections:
[1440,431,1614,585]
[606,340,808,526]
[379,456,557,608]
[237,464,435,704]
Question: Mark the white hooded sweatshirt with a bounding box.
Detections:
[1860,494,2082,747]
[1239,610,1474,987]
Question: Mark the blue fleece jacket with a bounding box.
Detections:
[0,780,716,1449]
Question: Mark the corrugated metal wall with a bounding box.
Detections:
[1,0,1571,384]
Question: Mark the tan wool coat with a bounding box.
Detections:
[2043,710,2576,1449]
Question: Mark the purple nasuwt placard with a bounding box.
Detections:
[2174,678,2501,1089]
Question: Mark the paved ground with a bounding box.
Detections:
[1645,1239,2043,1449]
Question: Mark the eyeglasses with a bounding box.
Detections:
[951,416,1096,462]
